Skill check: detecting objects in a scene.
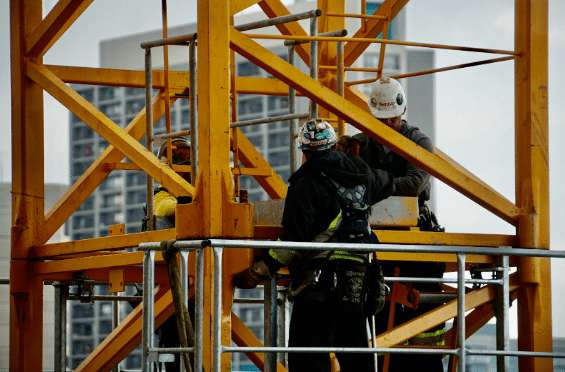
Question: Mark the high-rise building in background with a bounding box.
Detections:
[66,1,435,370]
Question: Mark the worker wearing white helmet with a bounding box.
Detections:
[346,77,445,372]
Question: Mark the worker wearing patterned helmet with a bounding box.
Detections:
[234,118,395,372]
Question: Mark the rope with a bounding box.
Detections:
[161,240,195,372]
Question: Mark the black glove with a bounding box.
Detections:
[233,260,273,289]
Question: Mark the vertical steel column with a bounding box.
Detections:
[10,2,45,370]
[145,48,155,231]
[514,1,552,371]
[142,250,156,372]
[496,254,510,371]
[309,16,318,118]
[288,45,298,174]
[54,284,68,372]
[264,278,278,372]
[213,247,223,372]
[195,248,204,372]
[457,254,466,372]
[189,41,198,180]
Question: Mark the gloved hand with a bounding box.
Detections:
[233,260,273,289]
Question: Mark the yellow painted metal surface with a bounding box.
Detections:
[8,0,551,371]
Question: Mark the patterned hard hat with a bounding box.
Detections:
[158,137,191,165]
[298,119,338,151]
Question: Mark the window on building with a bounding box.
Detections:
[73,215,94,229]
[364,53,400,71]
[268,132,289,148]
[127,190,147,205]
[127,208,145,223]
[127,172,146,187]
[99,86,122,101]
[269,150,289,167]
[238,61,261,77]
[72,126,94,141]
[72,304,93,319]
[126,98,145,116]
[125,87,143,97]
[102,193,123,208]
[100,103,123,118]
[238,98,263,116]
[100,176,123,191]
[72,322,93,336]
[181,109,191,125]
[71,113,83,124]
[78,88,94,102]
[100,211,124,226]
[72,340,94,355]
[268,96,289,111]
[78,196,95,211]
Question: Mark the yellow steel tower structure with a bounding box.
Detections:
[10,0,550,371]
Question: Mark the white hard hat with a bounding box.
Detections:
[368,77,406,119]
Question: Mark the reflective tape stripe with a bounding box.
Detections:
[408,327,446,346]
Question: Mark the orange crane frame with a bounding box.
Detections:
[10,0,550,371]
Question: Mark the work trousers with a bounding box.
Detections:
[288,295,375,372]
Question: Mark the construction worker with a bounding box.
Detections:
[344,77,446,371]
[140,136,192,372]
[234,119,395,372]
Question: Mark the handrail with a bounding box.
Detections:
[139,239,565,372]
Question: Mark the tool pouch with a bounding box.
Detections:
[363,259,387,316]
[332,263,367,313]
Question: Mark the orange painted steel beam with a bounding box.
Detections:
[232,312,288,372]
[375,230,518,247]
[46,64,192,89]
[33,251,164,275]
[376,278,520,348]
[515,1,552,370]
[27,61,195,198]
[75,285,174,372]
[43,90,177,242]
[33,229,175,259]
[26,0,94,58]
[10,2,45,370]
[343,0,410,67]
[230,29,520,226]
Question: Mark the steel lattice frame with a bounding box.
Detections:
[10,0,550,371]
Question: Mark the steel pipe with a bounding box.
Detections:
[457,254,466,372]
[284,29,347,46]
[288,45,298,175]
[230,112,310,128]
[145,48,155,232]
[235,9,321,32]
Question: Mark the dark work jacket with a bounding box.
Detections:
[353,120,433,207]
[271,150,395,268]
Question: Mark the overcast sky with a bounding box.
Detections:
[1,0,564,337]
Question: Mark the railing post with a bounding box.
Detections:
[142,250,156,372]
[496,254,510,371]
[195,248,205,372]
[213,247,223,372]
[457,253,466,372]
[54,284,68,372]
[264,277,278,372]
[288,45,298,174]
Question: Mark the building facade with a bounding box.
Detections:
[66,1,434,370]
